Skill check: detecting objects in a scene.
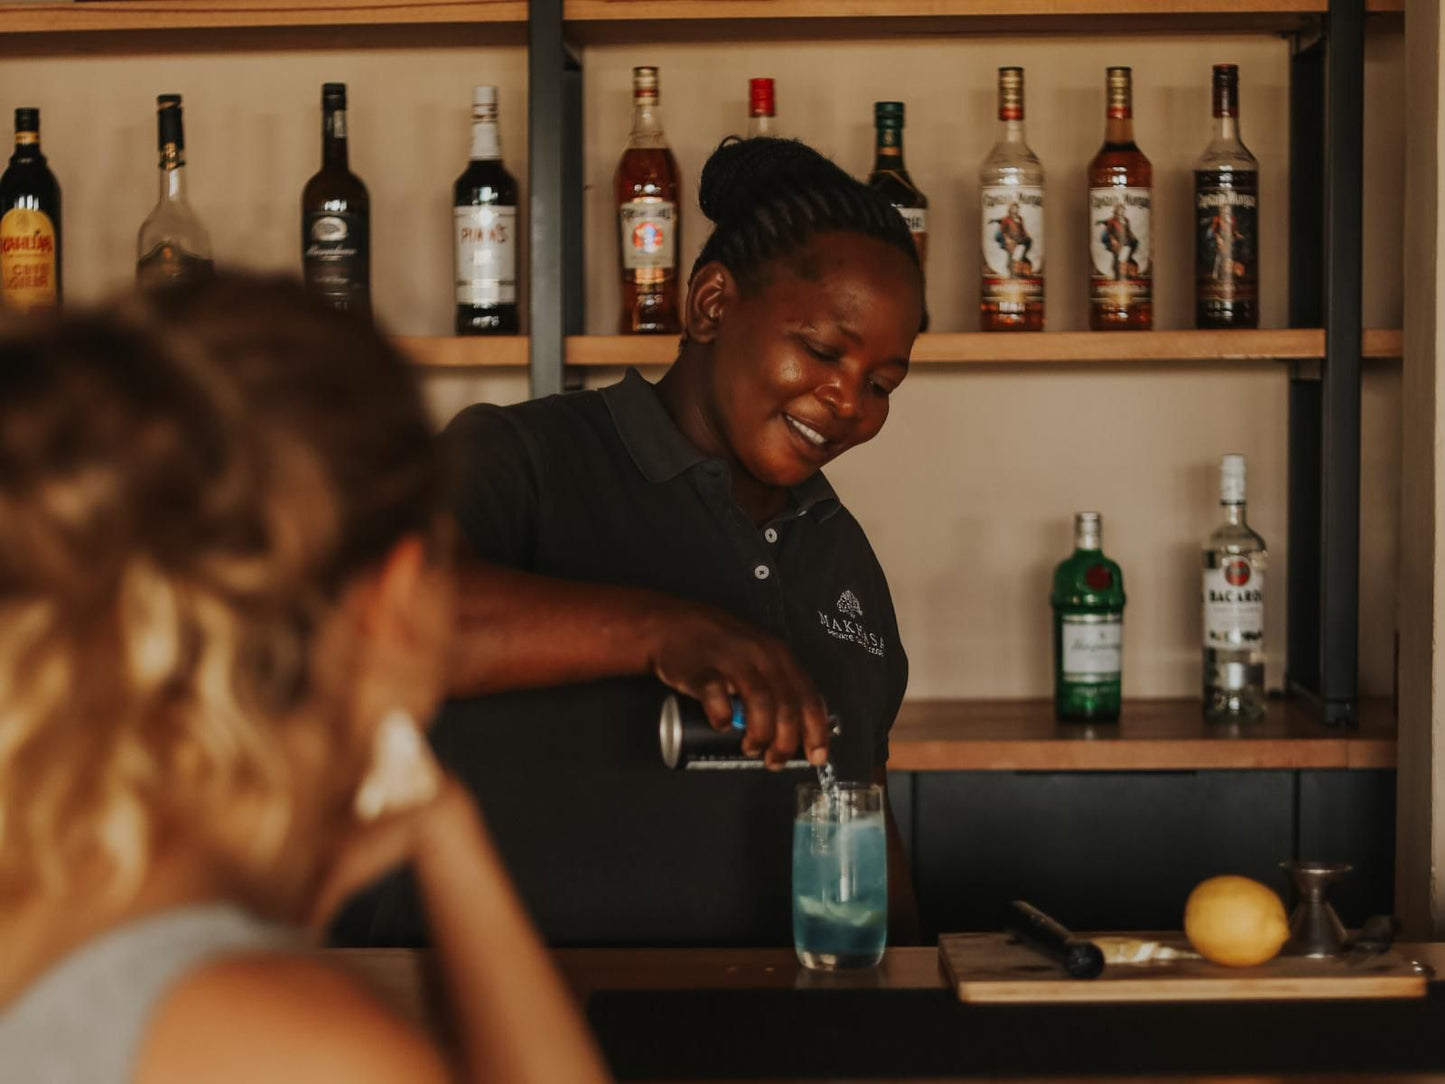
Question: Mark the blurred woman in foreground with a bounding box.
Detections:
[0,276,610,1084]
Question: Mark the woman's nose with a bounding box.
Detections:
[816,376,862,419]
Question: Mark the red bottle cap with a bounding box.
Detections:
[749,77,775,118]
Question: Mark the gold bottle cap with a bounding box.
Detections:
[632,66,660,102]
[998,66,1024,122]
[1106,66,1133,120]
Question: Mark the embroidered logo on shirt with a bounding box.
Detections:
[819,588,884,657]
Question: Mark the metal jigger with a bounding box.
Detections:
[1280,861,1352,958]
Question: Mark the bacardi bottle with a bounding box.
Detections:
[1203,454,1267,720]
[868,101,927,270]
[1051,512,1125,723]
[1088,67,1152,330]
[980,67,1044,332]
[0,108,62,311]
[137,95,213,289]
[1195,64,1259,329]
[615,66,681,335]
[748,78,776,137]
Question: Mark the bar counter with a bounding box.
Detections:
[333,943,1445,1082]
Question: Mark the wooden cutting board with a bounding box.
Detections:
[939,932,1430,1003]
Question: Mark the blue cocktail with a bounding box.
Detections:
[792,782,887,970]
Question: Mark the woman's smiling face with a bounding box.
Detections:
[705,231,923,490]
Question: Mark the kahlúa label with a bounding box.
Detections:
[1,207,57,310]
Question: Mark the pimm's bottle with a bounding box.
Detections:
[454,85,519,335]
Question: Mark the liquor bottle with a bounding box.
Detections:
[615,66,681,335]
[137,95,213,289]
[454,85,519,335]
[1087,67,1152,330]
[868,101,927,270]
[1051,512,1126,723]
[979,67,1044,332]
[748,78,776,137]
[1203,454,1267,721]
[1195,64,1259,329]
[0,108,61,311]
[302,83,370,318]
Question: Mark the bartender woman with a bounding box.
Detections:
[353,137,923,948]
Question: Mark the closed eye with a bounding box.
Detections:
[801,338,842,363]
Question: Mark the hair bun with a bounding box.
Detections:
[697,137,847,226]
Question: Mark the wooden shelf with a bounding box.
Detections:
[0,0,527,34]
[396,335,528,368]
[557,328,1404,370]
[565,0,1402,38]
[887,697,1396,772]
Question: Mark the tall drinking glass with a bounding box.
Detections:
[792,782,887,970]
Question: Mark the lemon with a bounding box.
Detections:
[1184,875,1290,967]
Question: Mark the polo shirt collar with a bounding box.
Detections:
[601,368,841,521]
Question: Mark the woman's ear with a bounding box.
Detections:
[684,261,736,344]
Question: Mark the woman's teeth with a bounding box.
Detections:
[786,416,827,447]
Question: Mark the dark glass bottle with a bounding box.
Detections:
[1194,64,1259,329]
[302,83,370,318]
[867,101,928,270]
[137,94,213,289]
[1051,512,1126,723]
[614,66,681,335]
[454,85,519,335]
[0,107,62,311]
[1088,67,1152,330]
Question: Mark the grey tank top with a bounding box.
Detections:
[0,903,298,1084]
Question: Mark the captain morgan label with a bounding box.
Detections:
[982,185,1044,309]
[1195,183,1258,306]
[1,207,57,310]
[1089,186,1151,304]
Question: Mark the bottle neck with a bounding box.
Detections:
[323,104,349,168]
[1210,113,1242,146]
[874,126,906,171]
[748,113,775,138]
[1220,500,1248,526]
[630,97,664,136]
[996,117,1027,144]
[11,132,40,161]
[158,151,188,204]
[1075,525,1102,552]
[1104,114,1135,145]
[470,113,501,161]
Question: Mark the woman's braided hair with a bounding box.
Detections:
[690,136,922,290]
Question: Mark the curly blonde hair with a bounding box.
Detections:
[0,276,439,907]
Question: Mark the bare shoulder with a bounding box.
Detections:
[136,951,453,1084]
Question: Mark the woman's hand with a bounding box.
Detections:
[309,776,473,934]
[643,599,832,769]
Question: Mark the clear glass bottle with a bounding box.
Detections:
[1202,454,1267,721]
[748,78,776,138]
[454,85,519,335]
[1194,63,1259,329]
[614,66,681,335]
[1051,512,1126,723]
[980,67,1044,332]
[137,94,213,289]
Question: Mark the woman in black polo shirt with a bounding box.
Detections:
[362,138,923,949]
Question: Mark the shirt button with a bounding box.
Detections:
[754,565,771,580]
[764,528,779,543]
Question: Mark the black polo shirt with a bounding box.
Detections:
[423,370,906,947]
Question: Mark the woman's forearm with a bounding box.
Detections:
[414,788,611,1084]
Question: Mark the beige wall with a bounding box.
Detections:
[579,30,1405,699]
[0,25,1405,701]
[1398,0,1443,938]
